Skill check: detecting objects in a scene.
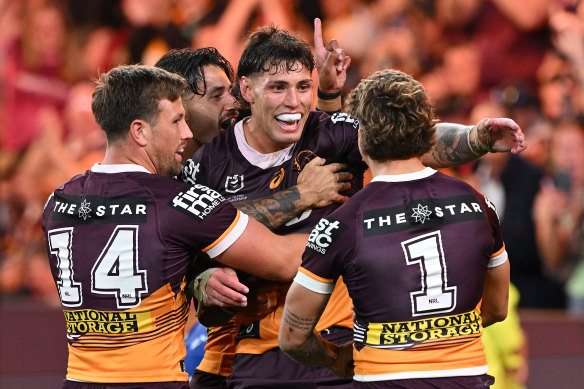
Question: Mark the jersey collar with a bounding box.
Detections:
[371,167,437,182]
[91,163,151,174]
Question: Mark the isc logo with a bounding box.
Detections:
[306,218,346,254]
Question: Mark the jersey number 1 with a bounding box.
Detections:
[402,231,457,317]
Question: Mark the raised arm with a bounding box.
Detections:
[279,281,354,378]
[232,157,351,230]
[422,118,527,168]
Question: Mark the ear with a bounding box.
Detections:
[239,76,254,104]
[357,128,363,154]
[129,119,149,147]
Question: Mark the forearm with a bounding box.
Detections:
[232,187,306,230]
[422,123,480,168]
[284,330,340,370]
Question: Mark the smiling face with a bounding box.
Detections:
[182,65,238,147]
[240,61,313,153]
[145,98,192,177]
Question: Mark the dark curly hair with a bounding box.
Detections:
[237,25,315,80]
[346,69,437,161]
[155,47,234,97]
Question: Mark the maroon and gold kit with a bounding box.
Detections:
[42,164,249,384]
[180,111,365,378]
[295,168,508,383]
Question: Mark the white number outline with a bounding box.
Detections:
[402,231,457,317]
[91,225,148,308]
[48,227,82,307]
[48,225,148,309]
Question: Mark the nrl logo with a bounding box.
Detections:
[225,174,244,193]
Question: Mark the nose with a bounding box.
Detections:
[182,121,193,140]
[284,89,299,107]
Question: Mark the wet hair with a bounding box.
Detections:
[237,25,315,80]
[155,47,234,97]
[346,69,436,161]
[91,65,186,143]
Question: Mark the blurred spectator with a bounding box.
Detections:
[534,120,584,314]
[0,81,105,300]
[482,284,528,389]
[0,0,78,155]
[121,0,190,65]
[191,0,304,68]
[469,101,565,309]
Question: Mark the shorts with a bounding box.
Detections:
[353,374,495,389]
[190,370,227,389]
[62,380,189,389]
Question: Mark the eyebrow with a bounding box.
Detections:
[269,79,313,86]
[207,85,226,94]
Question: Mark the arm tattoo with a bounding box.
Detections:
[423,123,477,168]
[282,307,333,366]
[232,187,303,230]
[283,309,317,332]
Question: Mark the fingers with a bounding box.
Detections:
[325,162,349,173]
[340,55,351,72]
[334,171,353,182]
[305,156,325,168]
[206,268,249,307]
[314,18,324,52]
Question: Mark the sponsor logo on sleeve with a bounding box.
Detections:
[483,195,500,222]
[306,217,347,255]
[170,184,225,222]
[330,112,359,129]
[181,159,201,185]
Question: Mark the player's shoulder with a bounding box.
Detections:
[306,110,359,132]
[432,170,500,216]
[432,170,481,194]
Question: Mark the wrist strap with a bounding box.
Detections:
[190,267,219,317]
[317,88,342,99]
[468,119,493,155]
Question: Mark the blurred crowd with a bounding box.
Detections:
[2,0,584,318]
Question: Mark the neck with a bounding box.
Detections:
[243,118,288,154]
[102,144,156,174]
[365,157,426,178]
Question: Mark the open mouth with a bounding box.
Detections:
[221,117,236,129]
[221,111,239,129]
[275,113,301,130]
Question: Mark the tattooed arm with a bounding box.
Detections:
[232,157,352,230]
[422,118,527,168]
[279,282,354,378]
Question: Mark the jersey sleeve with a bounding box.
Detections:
[481,194,508,268]
[180,152,208,187]
[294,216,354,294]
[166,182,248,258]
[319,112,367,195]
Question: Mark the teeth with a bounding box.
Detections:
[276,113,301,122]
[221,118,235,128]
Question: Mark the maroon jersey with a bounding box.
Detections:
[41,164,248,383]
[295,168,508,381]
[181,111,366,234]
[179,111,365,368]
